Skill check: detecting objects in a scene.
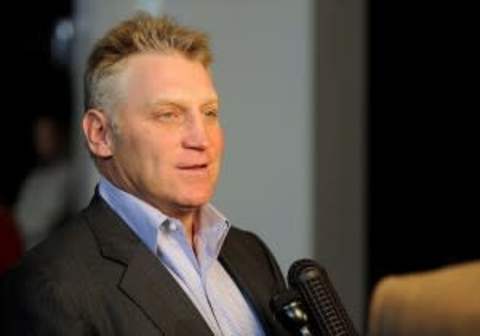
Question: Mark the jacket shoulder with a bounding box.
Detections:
[6,210,98,277]
[0,212,101,334]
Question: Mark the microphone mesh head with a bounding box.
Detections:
[288,259,358,336]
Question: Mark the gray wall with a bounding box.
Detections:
[314,0,366,328]
[72,0,365,328]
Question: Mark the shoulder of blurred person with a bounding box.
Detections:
[369,260,480,336]
[14,158,73,250]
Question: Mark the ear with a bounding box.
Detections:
[82,109,115,158]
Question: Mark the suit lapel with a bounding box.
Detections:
[219,231,278,334]
[119,245,213,336]
[84,194,213,336]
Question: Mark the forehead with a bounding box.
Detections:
[120,52,218,104]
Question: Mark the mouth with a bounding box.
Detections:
[177,163,209,171]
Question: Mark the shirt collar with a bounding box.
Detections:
[99,177,167,253]
[98,176,230,260]
[197,203,231,262]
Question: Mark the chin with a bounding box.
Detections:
[177,191,213,209]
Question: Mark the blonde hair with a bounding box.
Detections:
[84,12,213,113]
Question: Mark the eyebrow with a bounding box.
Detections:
[146,97,220,110]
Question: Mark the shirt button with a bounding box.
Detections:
[168,221,177,231]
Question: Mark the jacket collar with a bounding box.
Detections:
[219,231,284,335]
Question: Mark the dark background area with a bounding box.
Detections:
[1,1,72,206]
[367,1,479,293]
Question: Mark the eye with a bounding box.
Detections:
[154,109,184,123]
[159,111,177,119]
[204,108,219,118]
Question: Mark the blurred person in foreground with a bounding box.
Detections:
[0,13,289,336]
[369,260,480,336]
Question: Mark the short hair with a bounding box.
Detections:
[84,12,213,113]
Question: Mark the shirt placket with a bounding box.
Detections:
[156,220,223,335]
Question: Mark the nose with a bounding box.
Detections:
[182,113,209,150]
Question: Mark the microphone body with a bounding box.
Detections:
[288,259,359,336]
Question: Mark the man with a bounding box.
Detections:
[1,13,289,336]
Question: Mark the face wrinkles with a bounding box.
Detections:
[105,52,224,222]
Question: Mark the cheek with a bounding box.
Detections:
[146,137,181,170]
[211,128,225,157]
[115,130,158,167]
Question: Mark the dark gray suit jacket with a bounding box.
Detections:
[1,194,290,335]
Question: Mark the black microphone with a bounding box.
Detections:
[288,259,358,336]
[271,259,359,336]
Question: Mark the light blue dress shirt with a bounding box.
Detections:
[98,177,265,336]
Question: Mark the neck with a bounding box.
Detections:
[176,210,199,247]
[100,169,203,248]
